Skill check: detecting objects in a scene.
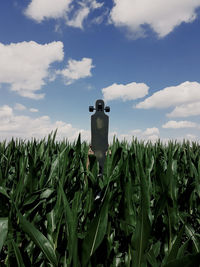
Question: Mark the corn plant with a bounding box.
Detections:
[0,132,200,266]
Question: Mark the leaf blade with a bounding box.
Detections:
[81,191,110,267]
[17,211,58,266]
[0,217,8,253]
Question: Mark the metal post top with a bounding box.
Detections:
[89,99,110,113]
[95,99,105,111]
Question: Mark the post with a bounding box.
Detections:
[89,99,110,175]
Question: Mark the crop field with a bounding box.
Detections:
[0,132,200,266]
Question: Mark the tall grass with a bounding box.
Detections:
[0,132,200,266]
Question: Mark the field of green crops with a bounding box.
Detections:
[0,131,200,266]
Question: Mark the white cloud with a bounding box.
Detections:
[0,105,90,142]
[102,82,149,102]
[14,103,26,111]
[29,108,39,113]
[66,1,103,28]
[162,120,199,129]
[185,134,198,141]
[118,133,160,144]
[91,10,108,24]
[174,134,199,144]
[111,127,160,144]
[143,127,159,136]
[66,6,90,29]
[25,0,104,29]
[0,105,13,119]
[129,129,142,135]
[90,0,104,9]
[112,126,200,144]
[110,0,200,38]
[0,41,64,99]
[136,81,200,109]
[54,23,63,34]
[146,135,160,143]
[24,0,73,22]
[57,57,94,85]
[167,101,200,118]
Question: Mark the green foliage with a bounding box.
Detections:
[0,132,200,266]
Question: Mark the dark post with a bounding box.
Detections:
[89,99,110,175]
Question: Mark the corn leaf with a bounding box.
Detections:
[0,217,8,253]
[163,225,185,265]
[58,182,79,267]
[162,252,200,267]
[81,191,110,267]
[11,239,25,267]
[17,211,58,266]
[0,186,9,199]
[131,158,151,267]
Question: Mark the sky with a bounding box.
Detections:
[1,0,200,144]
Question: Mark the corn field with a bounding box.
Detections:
[0,132,200,266]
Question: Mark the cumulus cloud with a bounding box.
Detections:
[111,125,200,144]
[130,129,142,135]
[57,57,94,85]
[143,127,159,136]
[66,6,90,29]
[110,0,200,38]
[0,41,64,99]
[24,0,72,22]
[25,0,103,29]
[185,134,198,141]
[14,103,26,111]
[146,135,160,143]
[102,82,149,102]
[167,101,200,118]
[12,104,39,113]
[112,127,160,144]
[29,108,39,113]
[0,105,90,142]
[162,120,199,129]
[141,127,160,143]
[88,0,103,9]
[136,81,200,109]
[65,0,104,28]
[0,105,13,119]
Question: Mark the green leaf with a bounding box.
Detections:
[23,194,39,206]
[75,133,81,155]
[40,188,54,199]
[0,217,8,253]
[132,158,151,267]
[162,252,200,267]
[58,182,79,267]
[108,147,123,176]
[153,241,161,258]
[63,251,67,267]
[146,250,159,267]
[81,191,110,267]
[163,225,185,264]
[17,211,58,266]
[185,224,199,253]
[146,241,161,267]
[177,239,190,258]
[11,239,25,267]
[0,186,9,199]
[47,146,67,186]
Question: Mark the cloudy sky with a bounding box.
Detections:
[1,0,200,144]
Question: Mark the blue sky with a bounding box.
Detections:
[1,0,200,144]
